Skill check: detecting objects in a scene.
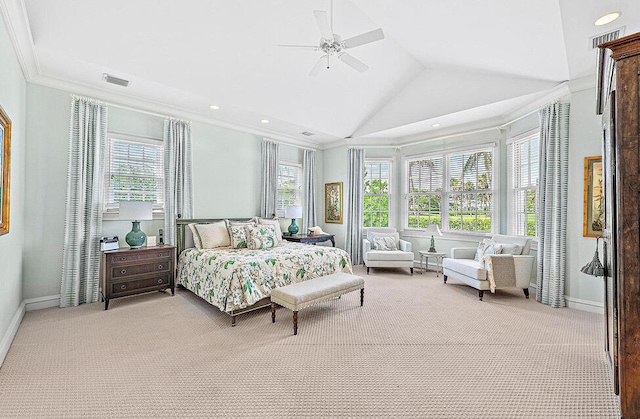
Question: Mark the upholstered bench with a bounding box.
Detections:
[270,272,364,335]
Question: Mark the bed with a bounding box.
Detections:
[175,218,353,324]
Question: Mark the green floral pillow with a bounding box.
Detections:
[245,224,278,250]
[229,225,249,249]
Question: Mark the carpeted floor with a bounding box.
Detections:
[0,265,621,418]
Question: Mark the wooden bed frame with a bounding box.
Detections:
[175,218,272,326]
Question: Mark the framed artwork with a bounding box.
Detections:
[324,182,343,224]
[0,104,11,236]
[583,156,603,237]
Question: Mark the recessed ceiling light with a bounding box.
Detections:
[595,11,621,26]
[261,119,270,124]
[432,123,441,128]
[209,105,220,110]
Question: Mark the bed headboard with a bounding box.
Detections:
[175,218,253,256]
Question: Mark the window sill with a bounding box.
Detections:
[102,211,165,222]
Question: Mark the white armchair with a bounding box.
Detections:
[363,228,414,275]
[442,234,534,301]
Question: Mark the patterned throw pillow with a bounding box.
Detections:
[500,243,523,255]
[245,225,278,250]
[474,239,503,261]
[257,218,283,245]
[229,225,249,249]
[372,236,397,251]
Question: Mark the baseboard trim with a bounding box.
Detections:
[564,296,604,314]
[24,294,60,311]
[0,301,26,368]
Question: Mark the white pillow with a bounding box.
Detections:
[257,217,283,245]
[373,236,397,251]
[368,232,399,249]
[500,243,523,255]
[474,239,502,261]
[191,221,231,249]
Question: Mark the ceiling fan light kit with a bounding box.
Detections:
[280,2,384,76]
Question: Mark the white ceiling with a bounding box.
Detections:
[2,0,639,148]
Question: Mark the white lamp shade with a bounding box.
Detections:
[424,224,442,236]
[119,201,153,221]
[285,205,302,219]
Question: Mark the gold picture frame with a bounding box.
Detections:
[584,156,603,237]
[0,104,11,236]
[324,182,343,224]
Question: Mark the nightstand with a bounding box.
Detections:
[101,245,176,310]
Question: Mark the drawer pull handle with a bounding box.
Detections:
[120,284,127,290]
[158,264,164,270]
[120,256,127,261]
[158,278,163,284]
[120,269,127,275]
[158,253,164,257]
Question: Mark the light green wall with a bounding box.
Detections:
[321,145,349,248]
[0,16,27,354]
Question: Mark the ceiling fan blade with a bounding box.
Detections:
[339,53,368,73]
[278,44,319,50]
[343,28,384,49]
[313,10,333,40]
[310,55,328,76]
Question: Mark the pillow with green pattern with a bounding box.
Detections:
[245,224,278,250]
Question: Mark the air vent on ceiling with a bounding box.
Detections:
[590,27,624,50]
[301,131,315,136]
[103,73,130,87]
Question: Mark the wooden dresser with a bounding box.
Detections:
[101,245,176,310]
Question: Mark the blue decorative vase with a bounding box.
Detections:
[288,219,299,235]
[125,221,147,249]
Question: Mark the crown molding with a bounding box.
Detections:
[0,0,39,81]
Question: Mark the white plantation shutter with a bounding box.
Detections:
[446,147,493,233]
[104,135,164,212]
[407,156,443,229]
[508,130,539,236]
[277,163,301,216]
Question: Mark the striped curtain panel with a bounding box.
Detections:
[164,119,193,245]
[302,149,317,232]
[537,102,570,307]
[345,148,365,265]
[260,140,279,218]
[60,97,107,307]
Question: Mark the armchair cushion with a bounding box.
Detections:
[368,230,400,249]
[443,258,487,280]
[372,236,397,251]
[365,250,414,262]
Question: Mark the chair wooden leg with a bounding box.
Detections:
[410,267,414,275]
[443,275,447,284]
[366,266,370,275]
[523,288,530,299]
[478,290,484,301]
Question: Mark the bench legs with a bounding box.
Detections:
[293,311,298,335]
[360,288,364,306]
[271,302,276,323]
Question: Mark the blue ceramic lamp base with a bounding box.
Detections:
[288,219,299,235]
[126,220,147,249]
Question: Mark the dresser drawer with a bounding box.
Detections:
[111,274,170,296]
[107,249,173,265]
[111,260,171,278]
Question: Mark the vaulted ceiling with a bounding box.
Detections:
[2,0,638,148]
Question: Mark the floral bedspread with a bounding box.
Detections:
[177,242,353,313]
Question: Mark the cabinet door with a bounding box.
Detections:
[602,90,619,394]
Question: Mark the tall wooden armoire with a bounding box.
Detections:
[597,32,640,418]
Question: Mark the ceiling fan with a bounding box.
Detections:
[279,1,385,76]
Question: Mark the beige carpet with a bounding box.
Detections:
[0,265,620,418]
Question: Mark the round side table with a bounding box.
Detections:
[419,251,446,276]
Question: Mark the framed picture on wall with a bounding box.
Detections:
[583,155,603,237]
[0,104,11,236]
[324,182,343,224]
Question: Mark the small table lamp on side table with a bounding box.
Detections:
[119,201,153,249]
[424,223,442,253]
[285,205,302,235]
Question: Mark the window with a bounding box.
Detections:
[508,131,539,237]
[406,145,495,233]
[364,160,391,227]
[276,162,301,217]
[103,134,164,215]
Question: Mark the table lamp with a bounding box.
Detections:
[424,223,442,253]
[285,205,302,235]
[119,201,153,249]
